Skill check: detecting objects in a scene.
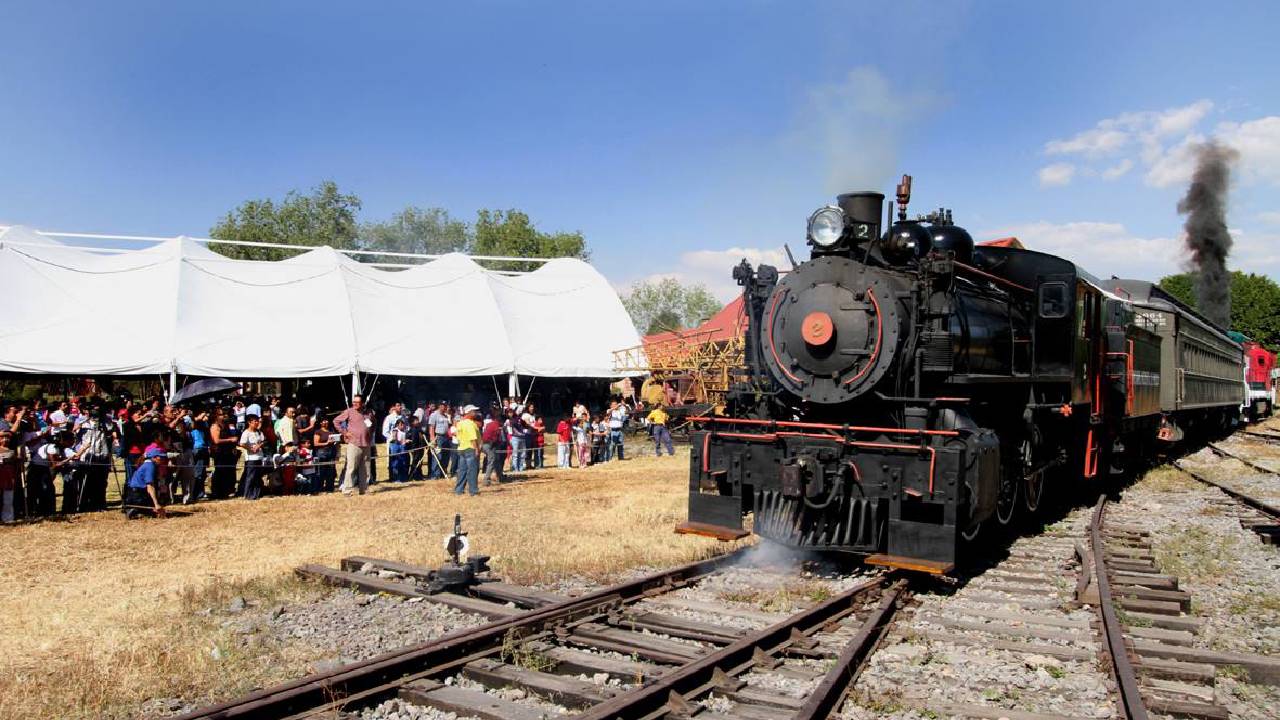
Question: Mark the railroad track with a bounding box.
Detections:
[1176,444,1280,544]
[825,501,1152,720]
[1089,489,1280,719]
[179,548,906,720]
[1237,429,1280,445]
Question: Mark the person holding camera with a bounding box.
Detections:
[66,405,117,512]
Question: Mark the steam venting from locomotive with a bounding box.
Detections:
[1178,141,1238,328]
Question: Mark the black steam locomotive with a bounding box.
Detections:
[680,176,1244,571]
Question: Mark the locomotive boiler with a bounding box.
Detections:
[679,176,1245,571]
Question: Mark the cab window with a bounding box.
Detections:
[1038,281,1069,319]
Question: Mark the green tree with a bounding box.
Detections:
[1159,270,1280,349]
[472,209,587,272]
[358,206,470,263]
[623,278,723,336]
[1157,272,1196,308]
[209,181,362,261]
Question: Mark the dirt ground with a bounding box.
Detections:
[0,447,740,720]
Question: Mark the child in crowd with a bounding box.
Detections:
[573,417,591,468]
[532,416,546,469]
[556,417,572,468]
[296,438,317,494]
[387,418,409,483]
[272,441,298,494]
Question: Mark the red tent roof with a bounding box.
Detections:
[643,296,746,346]
[979,237,1024,248]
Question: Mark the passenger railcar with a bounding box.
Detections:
[679,177,1245,571]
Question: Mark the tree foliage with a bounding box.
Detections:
[623,278,723,336]
[209,181,362,261]
[359,206,469,259]
[1159,270,1280,349]
[472,209,588,272]
[209,187,587,273]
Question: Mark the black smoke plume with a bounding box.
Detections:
[1177,141,1238,328]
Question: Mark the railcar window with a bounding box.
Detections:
[1039,282,1069,319]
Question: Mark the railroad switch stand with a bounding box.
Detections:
[419,513,491,595]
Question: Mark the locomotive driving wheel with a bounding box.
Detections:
[1021,435,1044,513]
[995,474,1019,525]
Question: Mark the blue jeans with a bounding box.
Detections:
[454,449,478,495]
[653,425,674,455]
[510,436,525,471]
[389,443,408,482]
[607,429,625,460]
[241,460,263,500]
[428,438,452,478]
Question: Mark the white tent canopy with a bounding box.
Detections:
[0,226,640,379]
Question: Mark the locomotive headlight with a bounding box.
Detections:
[807,206,846,249]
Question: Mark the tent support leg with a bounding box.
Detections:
[168,369,177,401]
[351,371,362,399]
[508,372,519,398]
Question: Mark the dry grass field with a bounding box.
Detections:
[0,447,742,720]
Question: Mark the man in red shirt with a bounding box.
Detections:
[333,394,374,495]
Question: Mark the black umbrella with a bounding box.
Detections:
[170,378,241,405]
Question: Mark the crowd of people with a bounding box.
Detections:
[0,389,679,521]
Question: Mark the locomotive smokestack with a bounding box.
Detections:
[1177,141,1237,328]
[836,191,885,238]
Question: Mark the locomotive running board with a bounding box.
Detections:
[674,521,751,541]
[865,553,954,575]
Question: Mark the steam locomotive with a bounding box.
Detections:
[680,176,1246,571]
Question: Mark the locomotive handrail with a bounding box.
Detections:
[952,261,1033,293]
[701,425,940,495]
[687,416,960,437]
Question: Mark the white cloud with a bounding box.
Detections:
[1045,128,1129,158]
[1216,116,1280,186]
[1143,133,1205,188]
[1042,100,1280,190]
[1044,100,1213,161]
[979,221,1180,280]
[1101,158,1134,180]
[623,246,787,303]
[1038,162,1076,187]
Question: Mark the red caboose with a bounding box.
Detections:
[1243,341,1276,419]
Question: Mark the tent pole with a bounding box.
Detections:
[168,368,177,401]
[351,371,362,399]
[508,372,519,398]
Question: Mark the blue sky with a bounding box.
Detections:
[2,1,1277,299]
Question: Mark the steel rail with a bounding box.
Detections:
[1090,495,1150,720]
[793,579,906,720]
[177,547,750,720]
[1207,441,1280,477]
[573,573,893,720]
[1172,459,1280,520]
[1239,429,1280,444]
